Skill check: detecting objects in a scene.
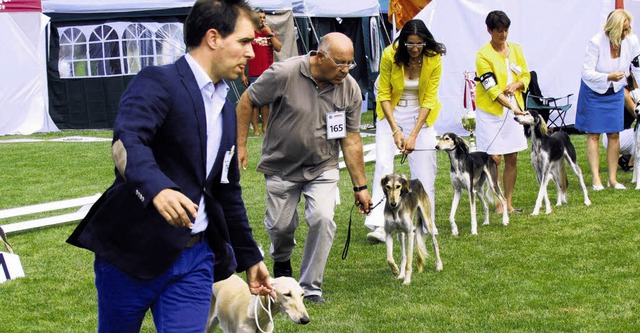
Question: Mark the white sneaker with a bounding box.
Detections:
[607,182,626,190]
[366,227,385,243]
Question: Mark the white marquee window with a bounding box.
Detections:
[89,25,122,76]
[156,23,185,66]
[123,23,154,74]
[59,28,88,78]
[57,21,186,79]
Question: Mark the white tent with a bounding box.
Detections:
[1,1,57,136]
[293,0,379,17]
[41,0,193,13]
[414,0,640,135]
[249,0,292,11]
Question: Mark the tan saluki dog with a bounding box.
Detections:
[381,173,443,285]
[206,274,309,333]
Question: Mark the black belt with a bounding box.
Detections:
[185,232,205,248]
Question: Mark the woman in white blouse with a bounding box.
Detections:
[576,9,640,190]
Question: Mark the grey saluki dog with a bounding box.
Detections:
[514,110,591,215]
[381,173,443,285]
[436,133,509,235]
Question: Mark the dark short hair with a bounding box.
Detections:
[393,19,446,66]
[255,7,265,14]
[184,0,257,49]
[485,10,511,30]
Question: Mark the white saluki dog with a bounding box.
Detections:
[381,173,443,285]
[514,110,591,215]
[206,274,309,333]
[436,133,509,235]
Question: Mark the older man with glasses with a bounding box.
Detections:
[236,32,372,304]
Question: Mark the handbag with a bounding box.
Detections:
[0,227,25,283]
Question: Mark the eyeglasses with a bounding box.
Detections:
[404,42,426,49]
[321,51,357,70]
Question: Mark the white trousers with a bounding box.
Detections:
[364,115,438,230]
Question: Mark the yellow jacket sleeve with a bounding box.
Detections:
[475,42,530,116]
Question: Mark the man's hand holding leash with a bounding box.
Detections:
[353,187,372,215]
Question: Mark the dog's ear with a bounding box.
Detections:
[455,135,469,153]
[400,174,411,194]
[537,114,548,136]
[381,175,389,194]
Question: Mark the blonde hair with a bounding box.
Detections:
[605,9,633,47]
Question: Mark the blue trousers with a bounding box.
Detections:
[94,241,214,333]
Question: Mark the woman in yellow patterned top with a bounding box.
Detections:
[365,19,446,242]
[475,10,530,214]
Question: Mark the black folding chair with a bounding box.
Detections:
[524,71,573,131]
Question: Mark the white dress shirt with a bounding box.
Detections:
[185,53,228,234]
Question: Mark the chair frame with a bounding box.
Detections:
[525,93,573,131]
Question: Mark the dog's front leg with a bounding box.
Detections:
[449,188,461,236]
[634,138,640,189]
[467,187,479,235]
[403,229,414,285]
[397,232,407,280]
[533,172,552,215]
[386,232,399,276]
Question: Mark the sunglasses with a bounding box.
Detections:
[322,51,357,70]
[404,42,426,48]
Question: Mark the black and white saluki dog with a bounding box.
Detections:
[514,110,591,215]
[381,173,443,285]
[435,133,509,236]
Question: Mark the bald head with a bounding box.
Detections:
[318,32,354,56]
[311,32,356,87]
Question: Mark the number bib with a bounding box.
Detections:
[326,111,346,139]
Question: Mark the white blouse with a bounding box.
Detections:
[581,32,640,94]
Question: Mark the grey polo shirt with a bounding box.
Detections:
[247,55,362,181]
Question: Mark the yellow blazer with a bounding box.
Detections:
[376,43,442,127]
[475,41,530,116]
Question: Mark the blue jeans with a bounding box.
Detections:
[94,241,214,333]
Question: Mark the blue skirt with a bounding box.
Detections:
[575,80,624,133]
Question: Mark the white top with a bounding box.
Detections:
[185,53,227,234]
[581,32,640,94]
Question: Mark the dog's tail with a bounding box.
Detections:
[415,198,434,273]
[414,218,429,273]
[559,161,568,192]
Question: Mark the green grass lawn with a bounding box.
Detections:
[0,128,638,332]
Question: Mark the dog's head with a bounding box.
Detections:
[514,110,547,136]
[630,88,640,118]
[270,277,310,325]
[436,133,468,152]
[381,173,410,208]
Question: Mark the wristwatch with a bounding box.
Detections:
[353,185,368,192]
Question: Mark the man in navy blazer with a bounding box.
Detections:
[66,1,273,331]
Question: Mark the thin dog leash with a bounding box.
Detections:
[341,198,384,260]
[398,148,437,164]
[253,294,276,333]
[397,109,511,164]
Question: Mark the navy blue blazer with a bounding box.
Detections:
[67,56,262,281]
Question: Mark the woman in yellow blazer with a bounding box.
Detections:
[475,10,530,214]
[365,19,446,242]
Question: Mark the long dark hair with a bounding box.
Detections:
[393,19,446,66]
